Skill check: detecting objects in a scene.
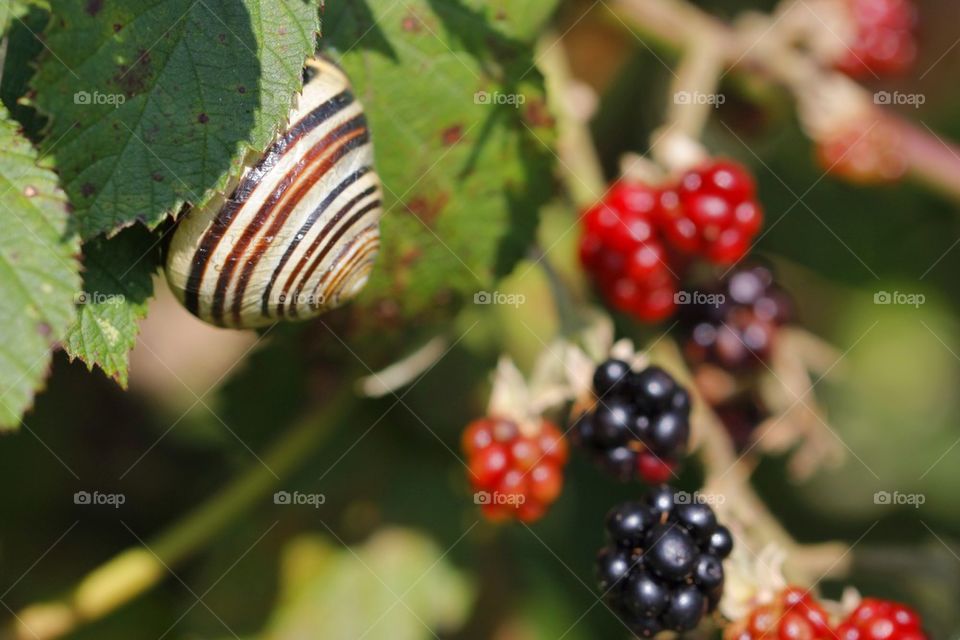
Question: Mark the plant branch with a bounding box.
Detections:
[6,387,356,640]
[605,0,960,204]
[538,28,851,588]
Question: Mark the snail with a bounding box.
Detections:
[165,56,383,328]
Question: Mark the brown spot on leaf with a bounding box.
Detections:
[112,49,152,97]
[441,124,464,146]
[85,0,103,16]
[237,85,247,94]
[113,23,123,32]
[23,186,38,197]
[405,192,449,226]
[80,183,96,197]
[151,172,164,182]
[197,113,209,124]
[37,323,52,338]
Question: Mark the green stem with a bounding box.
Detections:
[8,387,356,640]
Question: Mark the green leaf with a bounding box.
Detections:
[31,0,319,239]
[1,3,49,138]
[264,528,474,640]
[64,225,158,387]
[0,106,80,430]
[324,0,557,325]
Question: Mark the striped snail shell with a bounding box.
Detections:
[164,56,383,328]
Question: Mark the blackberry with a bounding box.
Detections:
[679,264,792,371]
[595,486,731,637]
[573,360,691,484]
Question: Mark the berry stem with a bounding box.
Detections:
[6,387,357,640]
[657,30,724,169]
[649,338,851,585]
[604,0,960,205]
[538,31,607,207]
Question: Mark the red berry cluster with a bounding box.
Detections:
[579,182,678,322]
[836,0,917,77]
[726,590,928,640]
[836,598,928,640]
[579,159,763,323]
[725,587,833,639]
[463,417,568,523]
[662,160,764,265]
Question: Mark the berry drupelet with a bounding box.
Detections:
[679,264,793,371]
[572,360,692,484]
[835,598,928,640]
[463,417,568,523]
[724,587,834,639]
[596,486,733,637]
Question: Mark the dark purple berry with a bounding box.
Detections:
[647,411,689,455]
[670,387,691,414]
[593,359,631,397]
[706,525,734,559]
[594,400,634,447]
[693,553,724,591]
[595,547,633,592]
[675,502,717,544]
[634,366,676,410]
[624,571,669,618]
[646,485,675,518]
[605,502,653,548]
[645,523,697,581]
[662,585,706,631]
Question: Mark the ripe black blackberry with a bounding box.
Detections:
[571,360,691,484]
[596,486,732,637]
[679,264,792,371]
